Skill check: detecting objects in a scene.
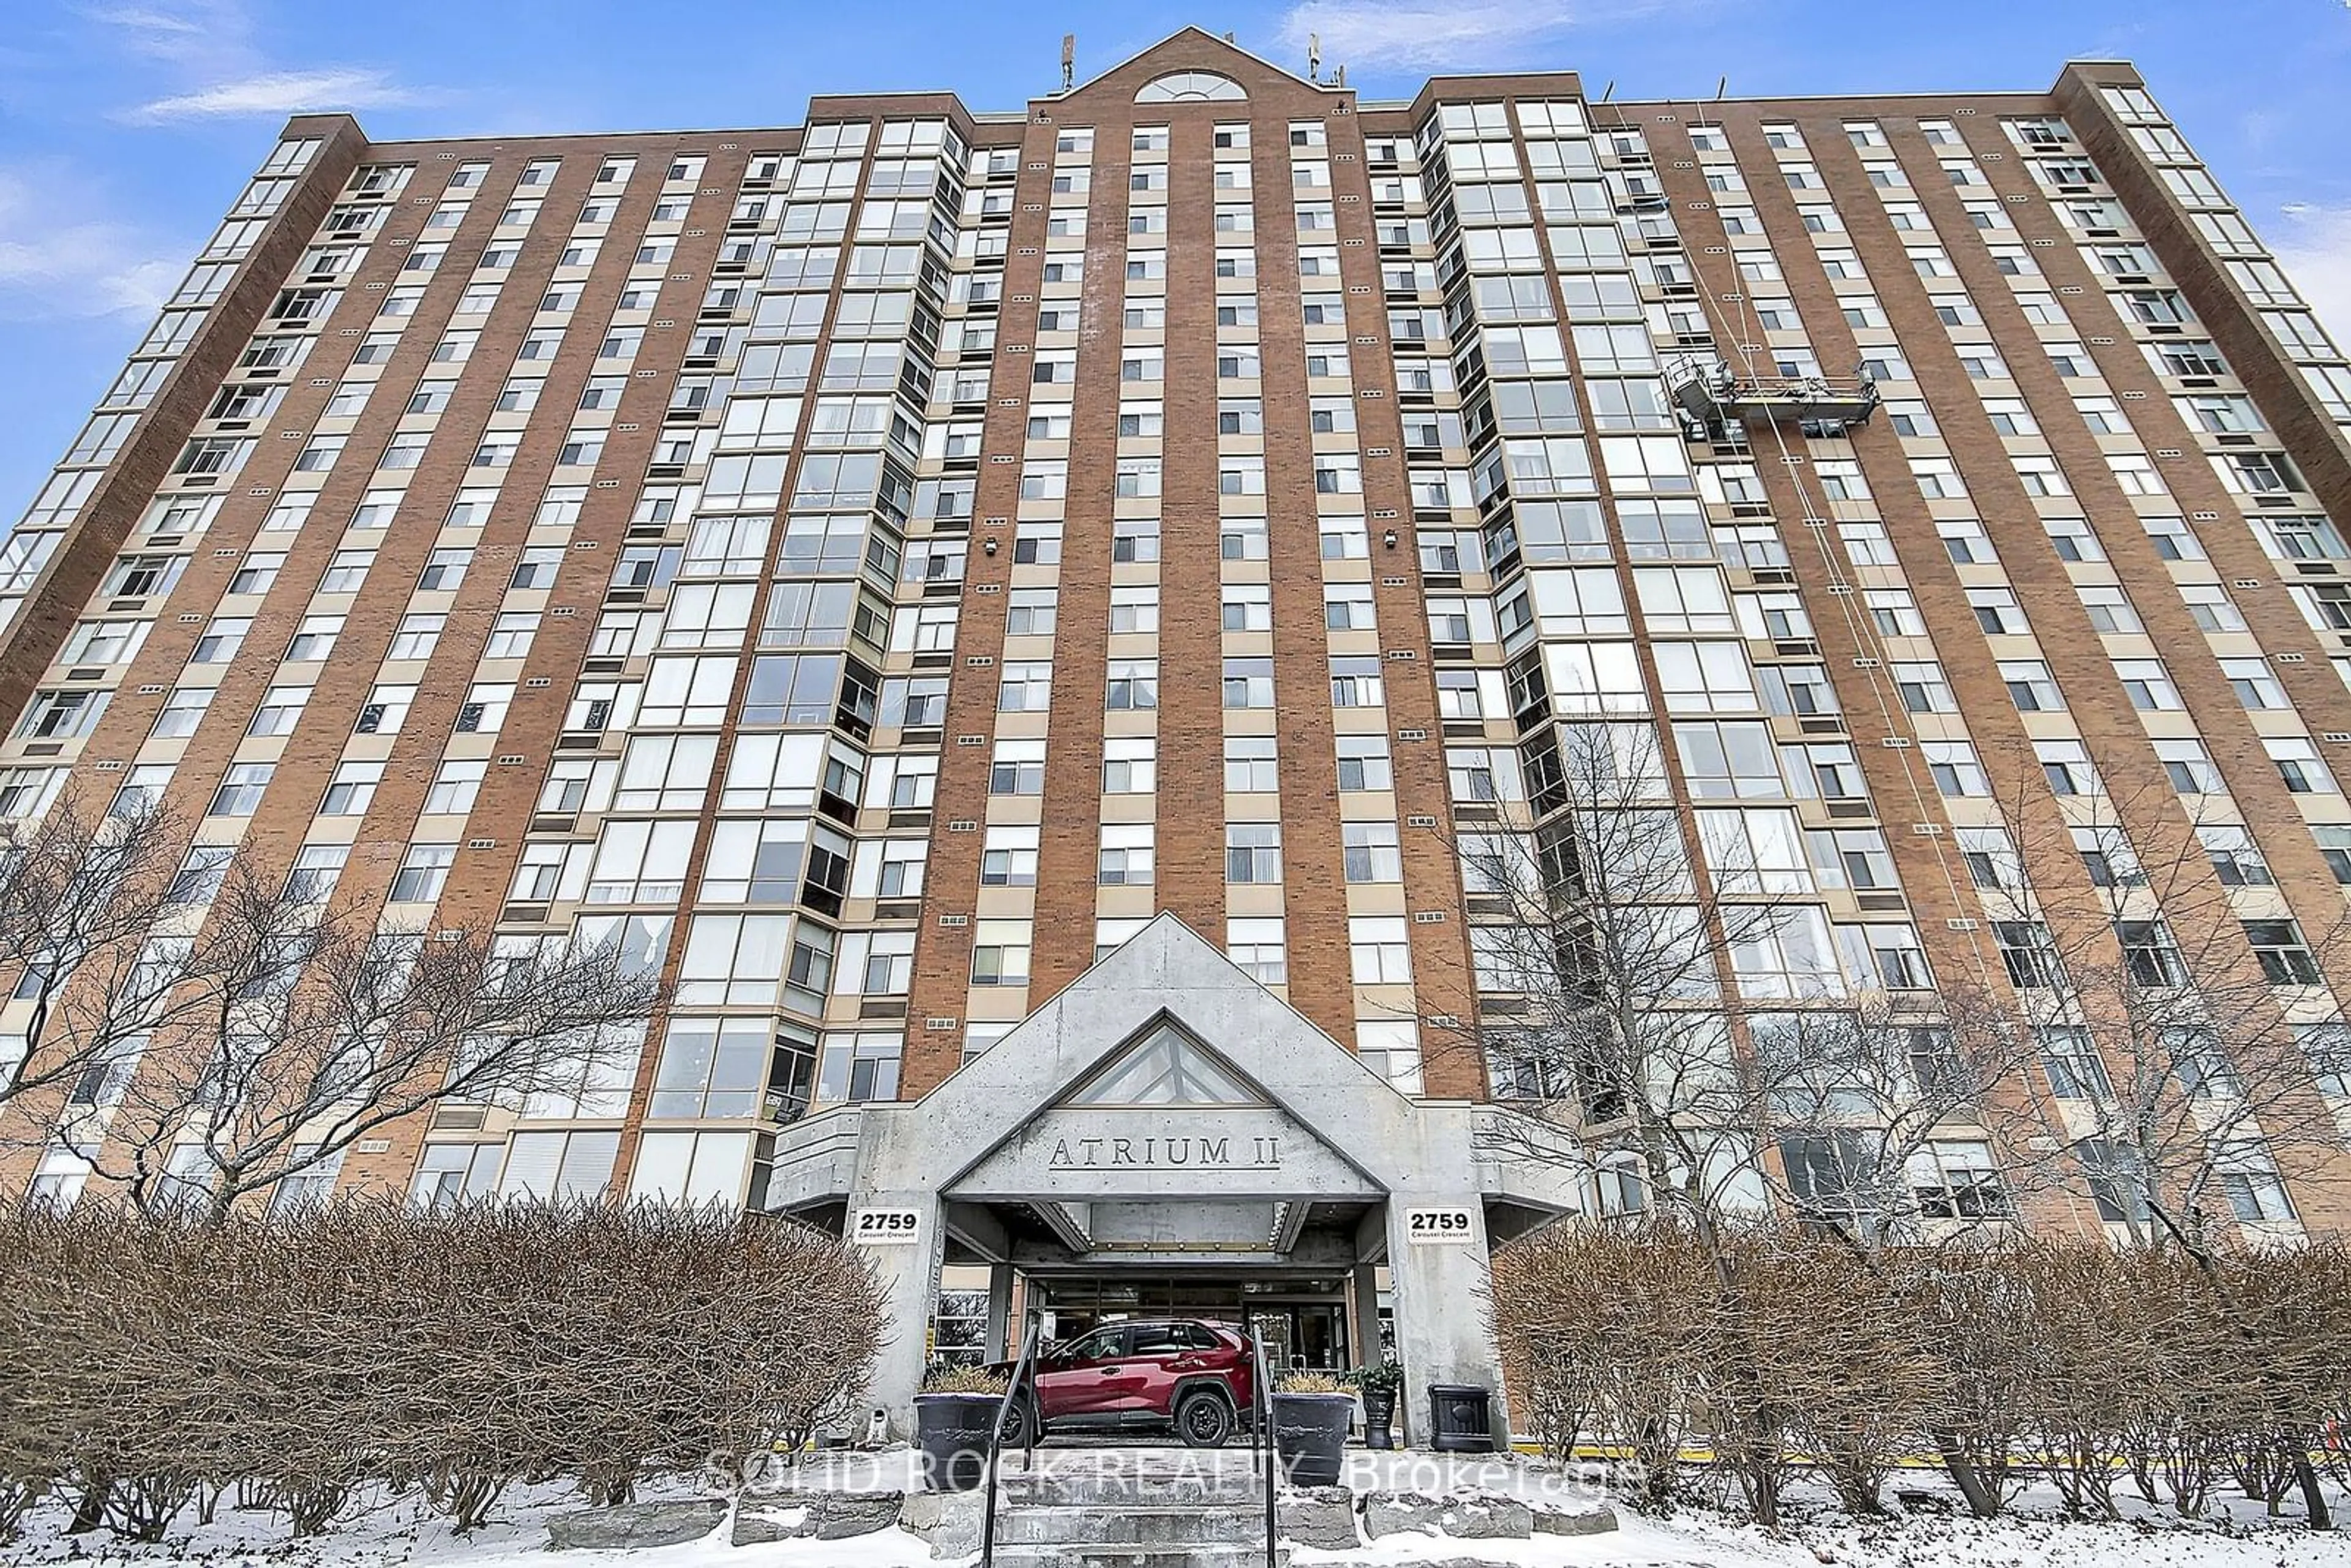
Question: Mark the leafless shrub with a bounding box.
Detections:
[0,1199,884,1540]
[1495,1222,2347,1529]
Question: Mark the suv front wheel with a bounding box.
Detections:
[1175,1388,1235,1447]
[996,1397,1036,1452]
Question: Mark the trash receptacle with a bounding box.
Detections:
[1429,1384,1494,1453]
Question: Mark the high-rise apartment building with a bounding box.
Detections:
[6,29,2351,1432]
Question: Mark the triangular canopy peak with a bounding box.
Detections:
[1062,1018,1265,1108]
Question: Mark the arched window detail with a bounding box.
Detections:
[1136,70,1246,103]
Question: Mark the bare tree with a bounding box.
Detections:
[87,886,665,1223]
[1946,743,2351,1526]
[1438,722,2025,1240]
[0,801,664,1221]
[0,800,217,1113]
[1438,721,1949,1528]
[1444,722,1799,1225]
[1959,745,2351,1263]
[1434,721,2051,1520]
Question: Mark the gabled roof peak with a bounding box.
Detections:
[1050,24,1343,104]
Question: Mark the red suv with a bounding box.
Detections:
[994,1319,1257,1447]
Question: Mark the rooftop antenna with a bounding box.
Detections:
[1599,80,1614,102]
[1715,75,1728,100]
[1060,33,1075,92]
[1223,30,1235,43]
[1308,31,1321,82]
[1333,63,1346,89]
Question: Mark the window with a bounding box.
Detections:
[1104,659,1158,712]
[1956,827,2021,891]
[1223,658,1274,710]
[1865,590,1925,638]
[1330,657,1384,709]
[2156,738,2223,795]
[2036,740,2100,797]
[587,819,696,904]
[191,617,249,662]
[997,661,1052,713]
[389,613,443,661]
[2043,516,2104,562]
[2215,1142,2295,1224]
[2199,825,2273,887]
[1913,1140,2009,1221]
[969,920,1032,988]
[2222,657,2286,710]
[1996,923,2064,989]
[1349,917,1412,985]
[1228,918,1287,985]
[1892,662,1955,714]
[284,845,348,906]
[1344,821,1402,883]
[1676,721,1785,800]
[425,759,486,816]
[2116,920,2186,987]
[321,761,381,815]
[1103,737,1155,793]
[2001,660,2066,713]
[2039,1027,2110,1098]
[987,738,1044,797]
[389,844,456,904]
[1337,736,1393,792]
[2243,920,2322,986]
[981,825,1039,887]
[2257,514,2348,563]
[2078,585,2142,634]
[454,683,512,735]
[168,846,234,904]
[1098,823,1154,887]
[418,547,471,591]
[1226,823,1282,884]
[207,762,273,817]
[2112,659,2181,711]
[2316,825,2351,886]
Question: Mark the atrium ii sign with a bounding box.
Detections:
[1044,1132,1282,1172]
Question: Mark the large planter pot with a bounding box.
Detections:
[1271,1392,1355,1487]
[1360,1388,1398,1450]
[913,1393,1001,1492]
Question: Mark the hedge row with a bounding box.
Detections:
[1494,1223,2351,1525]
[0,1199,884,1541]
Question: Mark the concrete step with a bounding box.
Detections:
[990,1547,1287,1568]
[995,1504,1269,1546]
[1000,1470,1270,1508]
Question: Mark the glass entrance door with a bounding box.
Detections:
[1242,1302,1349,1373]
[1247,1308,1295,1373]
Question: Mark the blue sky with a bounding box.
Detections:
[2,0,2348,517]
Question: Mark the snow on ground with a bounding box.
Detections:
[12,1458,2351,1567]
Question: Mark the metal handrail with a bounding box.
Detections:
[1251,1330,1277,1568]
[978,1318,1042,1568]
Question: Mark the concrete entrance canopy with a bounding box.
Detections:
[762,914,1582,1442]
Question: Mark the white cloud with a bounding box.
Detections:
[1277,0,1697,70]
[0,165,181,321]
[126,66,426,121]
[81,0,254,77]
[2274,203,2351,347]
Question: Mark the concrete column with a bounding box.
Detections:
[1382,1196,1510,1449]
[1351,1261,1382,1367]
[849,1189,947,1438]
[986,1262,1015,1360]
